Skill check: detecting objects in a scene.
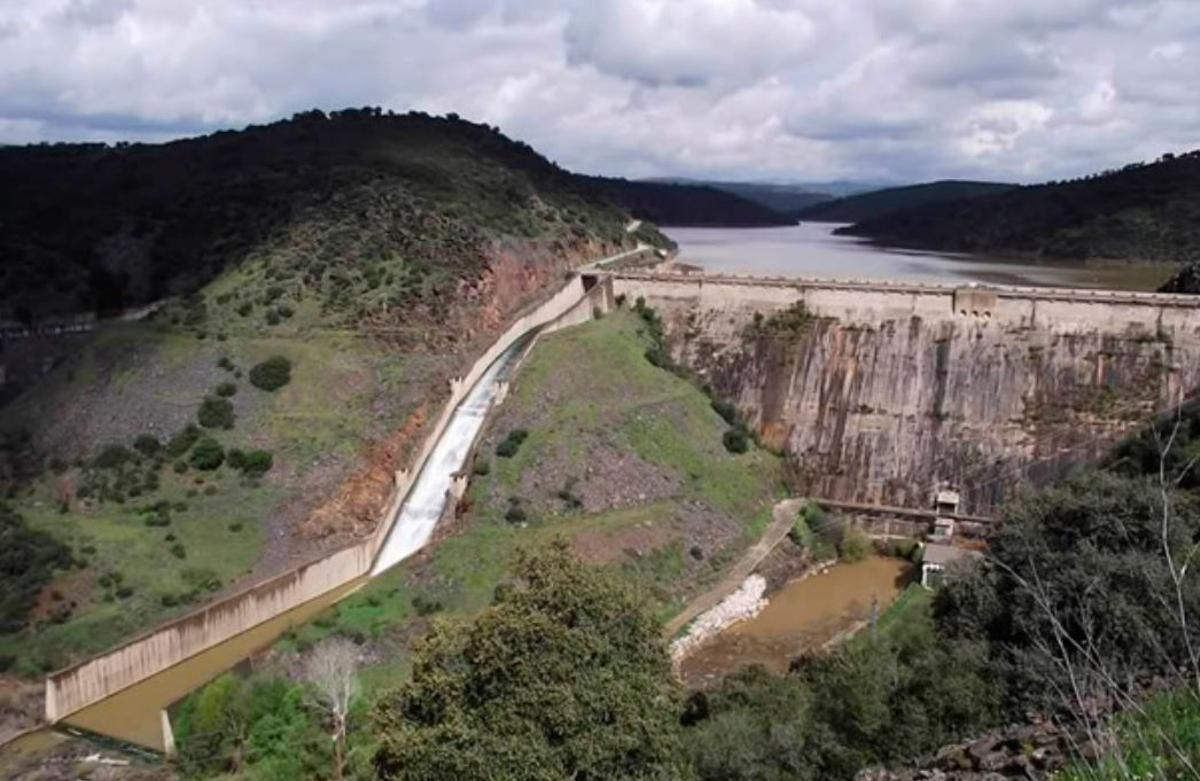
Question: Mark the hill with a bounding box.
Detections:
[642,178,833,214]
[0,108,650,324]
[838,152,1200,263]
[0,110,654,674]
[583,177,796,227]
[795,180,1014,223]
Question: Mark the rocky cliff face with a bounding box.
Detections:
[621,279,1200,515]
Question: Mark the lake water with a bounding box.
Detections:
[666,223,1174,291]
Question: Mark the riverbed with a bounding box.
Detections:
[666,224,1175,291]
[678,556,911,687]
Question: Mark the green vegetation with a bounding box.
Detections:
[1059,687,1200,781]
[795,179,1014,223]
[581,175,792,228]
[1,109,655,324]
[836,528,872,562]
[196,397,235,429]
[374,543,690,780]
[0,505,73,634]
[189,437,225,470]
[249,355,293,392]
[840,151,1200,263]
[494,428,528,458]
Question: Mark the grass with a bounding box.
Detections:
[278,308,784,689]
[1058,686,1200,780]
[872,583,934,642]
[0,317,444,675]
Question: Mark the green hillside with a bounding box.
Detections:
[0,110,652,675]
[582,176,796,227]
[838,152,1200,263]
[0,109,643,323]
[795,179,1014,223]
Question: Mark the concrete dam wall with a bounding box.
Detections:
[45,272,617,740]
[613,274,1200,514]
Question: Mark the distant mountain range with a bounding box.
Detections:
[794,180,1016,223]
[838,153,1200,264]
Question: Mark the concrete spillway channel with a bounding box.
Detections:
[55,331,539,751]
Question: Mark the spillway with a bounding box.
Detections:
[371,334,531,575]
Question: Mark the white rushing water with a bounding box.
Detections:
[370,336,530,576]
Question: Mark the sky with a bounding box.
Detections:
[0,0,1197,184]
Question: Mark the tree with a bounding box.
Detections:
[189,437,225,470]
[249,355,292,391]
[374,541,691,781]
[303,639,360,781]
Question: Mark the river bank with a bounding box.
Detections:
[676,553,914,688]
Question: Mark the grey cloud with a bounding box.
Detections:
[0,0,1198,184]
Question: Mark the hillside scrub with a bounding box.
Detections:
[0,505,73,634]
[249,355,292,391]
[373,543,690,780]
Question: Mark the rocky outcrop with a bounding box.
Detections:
[856,718,1095,780]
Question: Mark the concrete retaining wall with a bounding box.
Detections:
[45,273,609,727]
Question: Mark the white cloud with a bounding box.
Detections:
[0,0,1197,183]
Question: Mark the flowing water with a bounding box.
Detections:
[668,223,1175,290]
[679,556,912,687]
[58,333,536,751]
[372,335,530,575]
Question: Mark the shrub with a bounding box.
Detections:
[236,302,253,316]
[133,434,161,457]
[161,593,179,607]
[93,444,132,469]
[215,381,237,398]
[472,459,491,476]
[495,429,529,459]
[217,356,235,371]
[197,397,235,429]
[788,516,813,548]
[239,450,273,476]
[838,529,873,563]
[115,585,134,599]
[711,399,739,427]
[167,424,201,458]
[723,428,749,454]
[249,355,292,391]
[170,542,187,559]
[412,593,443,616]
[189,438,225,471]
[174,460,188,474]
[265,310,280,326]
[229,522,243,532]
[504,498,528,523]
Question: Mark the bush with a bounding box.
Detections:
[412,593,443,616]
[170,542,187,559]
[249,355,292,391]
[174,460,188,474]
[197,397,235,429]
[217,356,235,371]
[838,529,873,562]
[711,399,739,427]
[215,381,237,398]
[115,585,134,599]
[93,444,132,469]
[189,438,225,471]
[167,424,201,458]
[133,434,161,457]
[504,498,528,523]
[722,427,749,454]
[495,429,529,459]
[241,450,273,476]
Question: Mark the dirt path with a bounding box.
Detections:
[664,498,804,638]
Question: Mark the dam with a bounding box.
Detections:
[613,273,1200,513]
[34,265,1200,751]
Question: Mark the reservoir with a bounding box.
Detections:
[667,223,1175,291]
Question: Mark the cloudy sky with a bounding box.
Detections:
[1,0,1197,183]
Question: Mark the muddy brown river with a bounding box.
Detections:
[679,556,912,687]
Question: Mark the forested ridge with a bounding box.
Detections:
[795,179,1014,223]
[839,151,1200,264]
[0,108,645,323]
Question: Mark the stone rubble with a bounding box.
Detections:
[670,574,768,662]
